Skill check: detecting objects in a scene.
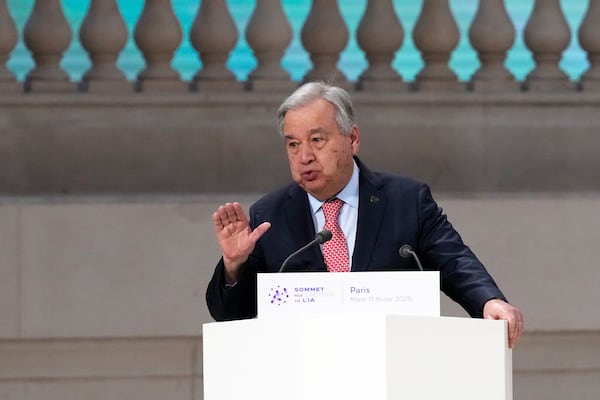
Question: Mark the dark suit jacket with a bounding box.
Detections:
[206,158,506,321]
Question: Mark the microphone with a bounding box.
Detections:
[278,230,333,273]
[399,244,424,271]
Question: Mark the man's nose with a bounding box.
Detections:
[299,143,315,163]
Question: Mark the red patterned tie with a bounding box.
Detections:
[322,198,350,272]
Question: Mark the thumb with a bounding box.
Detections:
[249,221,271,243]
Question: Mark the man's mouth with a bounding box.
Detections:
[302,170,319,181]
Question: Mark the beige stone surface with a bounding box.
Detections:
[515,371,600,400]
[0,332,597,400]
[0,204,19,338]
[2,193,598,339]
[0,336,202,400]
[0,377,194,400]
[1,194,599,399]
[514,331,600,371]
[513,331,600,400]
[2,93,600,195]
[5,193,599,337]
[438,195,600,331]
[195,378,205,400]
[0,337,200,379]
[18,200,222,338]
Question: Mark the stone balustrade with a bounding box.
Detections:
[0,0,599,93]
[1,0,600,196]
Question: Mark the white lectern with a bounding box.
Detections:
[203,314,512,400]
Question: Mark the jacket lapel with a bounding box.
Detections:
[352,160,386,271]
[284,185,327,271]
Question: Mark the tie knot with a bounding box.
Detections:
[322,198,344,222]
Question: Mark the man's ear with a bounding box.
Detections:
[350,126,360,152]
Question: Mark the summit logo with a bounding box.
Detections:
[268,285,289,306]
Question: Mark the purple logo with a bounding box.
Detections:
[268,286,289,306]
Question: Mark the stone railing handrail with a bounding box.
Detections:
[1,0,599,94]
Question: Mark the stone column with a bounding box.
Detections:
[79,0,131,92]
[412,0,460,91]
[245,0,294,91]
[23,0,76,92]
[301,0,349,87]
[356,0,405,91]
[469,0,517,92]
[523,0,572,91]
[190,0,241,91]
[0,0,20,93]
[134,0,186,92]
[578,0,600,91]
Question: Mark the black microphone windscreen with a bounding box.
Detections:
[399,244,413,258]
[316,229,332,244]
[278,229,333,273]
[399,244,424,271]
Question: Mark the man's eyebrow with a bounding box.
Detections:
[308,127,327,135]
[284,127,327,139]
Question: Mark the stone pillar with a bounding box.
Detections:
[412,0,460,91]
[578,0,600,91]
[23,0,76,92]
[523,0,572,91]
[134,0,186,92]
[301,0,349,87]
[190,0,241,92]
[469,0,517,92]
[245,0,294,91]
[79,0,131,93]
[0,0,20,93]
[356,0,405,91]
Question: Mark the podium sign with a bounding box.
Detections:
[256,271,440,318]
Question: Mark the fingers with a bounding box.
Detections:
[483,299,525,349]
[213,203,270,245]
[226,202,246,224]
[508,312,525,349]
[213,202,247,233]
[503,305,524,349]
[213,202,265,274]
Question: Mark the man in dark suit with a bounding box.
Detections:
[206,82,524,348]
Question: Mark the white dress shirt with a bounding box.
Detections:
[307,160,359,270]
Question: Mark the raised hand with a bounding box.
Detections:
[212,202,271,283]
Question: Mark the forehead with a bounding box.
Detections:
[283,98,337,135]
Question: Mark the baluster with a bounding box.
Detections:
[578,0,600,91]
[0,0,20,92]
[523,0,572,91]
[356,0,405,91]
[245,0,294,91]
[79,0,130,92]
[301,0,349,86]
[469,0,516,92]
[134,0,185,92]
[190,0,241,91]
[412,0,460,91]
[23,0,75,92]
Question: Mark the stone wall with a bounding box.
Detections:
[2,91,600,399]
[1,193,599,400]
[1,92,600,195]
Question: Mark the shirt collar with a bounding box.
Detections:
[308,160,360,214]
